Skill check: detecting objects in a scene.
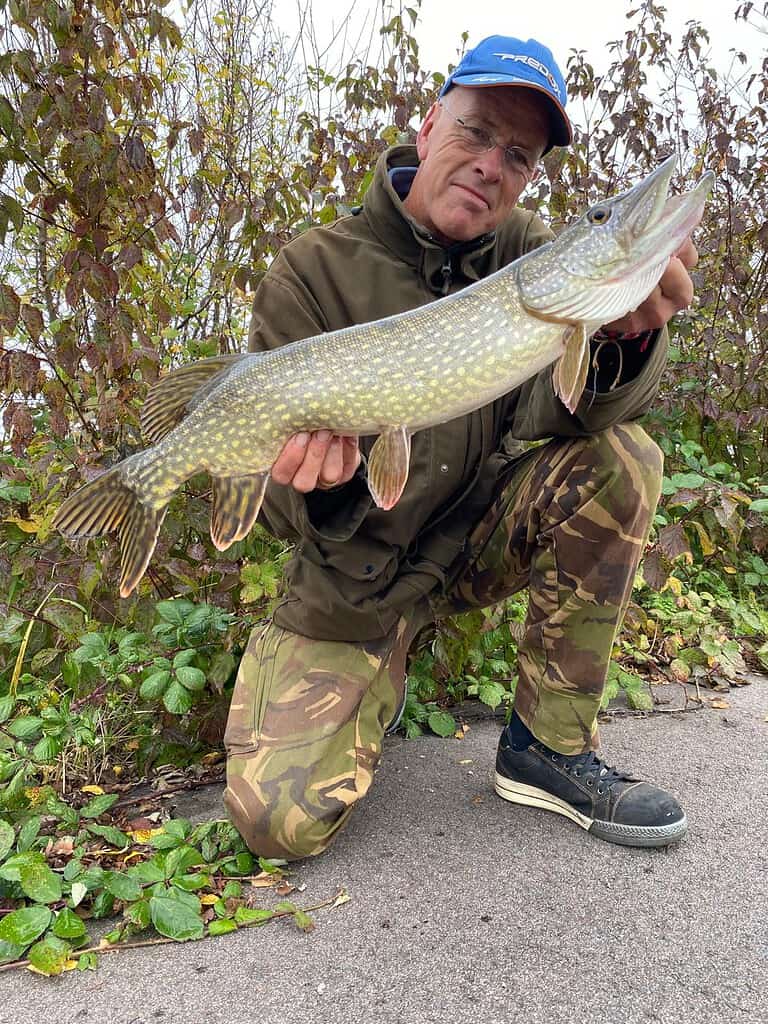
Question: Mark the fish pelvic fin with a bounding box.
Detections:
[367,426,411,510]
[210,473,269,550]
[53,467,167,598]
[141,354,249,444]
[553,324,591,415]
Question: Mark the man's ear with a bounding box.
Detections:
[415,101,440,161]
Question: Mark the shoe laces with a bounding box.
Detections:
[540,747,631,794]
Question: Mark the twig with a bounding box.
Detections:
[0,890,348,973]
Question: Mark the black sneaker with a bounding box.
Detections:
[495,735,687,848]
[385,684,407,735]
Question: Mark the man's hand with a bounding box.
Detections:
[271,431,361,493]
[601,237,699,335]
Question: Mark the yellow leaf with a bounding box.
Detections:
[690,521,716,557]
[4,514,41,533]
[81,785,104,795]
[710,699,730,709]
[128,827,164,844]
[200,894,219,905]
[112,766,123,775]
[662,576,683,597]
[723,566,737,574]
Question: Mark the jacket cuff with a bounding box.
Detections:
[572,326,669,430]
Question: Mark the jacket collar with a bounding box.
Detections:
[362,144,497,293]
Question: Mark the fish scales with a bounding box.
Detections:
[53,158,714,596]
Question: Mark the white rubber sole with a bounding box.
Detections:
[494,772,688,848]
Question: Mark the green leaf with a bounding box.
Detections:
[85,823,129,848]
[233,906,273,925]
[0,696,16,723]
[105,871,142,902]
[149,894,205,941]
[155,599,195,625]
[32,735,61,762]
[208,917,238,935]
[80,793,119,818]
[670,472,706,490]
[124,898,151,930]
[293,909,314,932]
[91,891,115,918]
[77,951,98,971]
[172,872,210,891]
[20,859,62,903]
[0,938,26,965]
[140,669,171,700]
[478,680,506,710]
[427,711,456,737]
[27,935,73,976]
[0,820,15,862]
[175,666,206,691]
[0,905,52,946]
[748,498,768,513]
[0,850,45,883]
[163,819,191,840]
[163,844,202,879]
[16,815,41,852]
[52,908,87,940]
[173,649,197,669]
[162,680,194,714]
[7,716,43,740]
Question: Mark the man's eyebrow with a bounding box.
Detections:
[458,108,536,150]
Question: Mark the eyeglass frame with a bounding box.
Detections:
[438,99,543,184]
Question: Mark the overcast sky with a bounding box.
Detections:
[275,0,765,95]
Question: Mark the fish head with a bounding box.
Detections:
[517,156,715,327]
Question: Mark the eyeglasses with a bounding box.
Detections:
[439,100,542,183]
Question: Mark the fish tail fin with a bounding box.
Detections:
[553,324,591,414]
[141,354,249,444]
[210,473,270,550]
[53,466,167,598]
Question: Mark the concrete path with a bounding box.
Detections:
[3,681,767,1024]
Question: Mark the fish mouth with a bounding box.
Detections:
[589,157,714,280]
[518,157,714,325]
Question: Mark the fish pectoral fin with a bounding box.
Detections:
[553,323,591,415]
[141,354,249,444]
[367,427,411,511]
[210,472,269,550]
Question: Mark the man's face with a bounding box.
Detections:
[404,85,550,243]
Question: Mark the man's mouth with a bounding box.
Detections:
[454,184,490,209]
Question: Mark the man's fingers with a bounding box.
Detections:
[317,435,344,487]
[271,432,312,486]
[674,237,698,271]
[290,430,335,492]
[657,254,694,310]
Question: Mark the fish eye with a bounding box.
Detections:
[588,206,612,225]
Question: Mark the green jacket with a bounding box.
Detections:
[248,145,669,641]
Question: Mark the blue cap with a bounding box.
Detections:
[439,35,573,152]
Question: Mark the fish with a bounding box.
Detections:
[53,156,714,597]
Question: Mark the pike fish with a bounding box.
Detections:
[54,156,713,597]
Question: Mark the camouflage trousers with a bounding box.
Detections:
[224,423,663,860]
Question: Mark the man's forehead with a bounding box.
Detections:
[449,85,549,125]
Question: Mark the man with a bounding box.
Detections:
[224,35,699,858]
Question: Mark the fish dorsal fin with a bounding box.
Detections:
[210,472,269,550]
[553,324,591,415]
[367,426,411,510]
[141,354,248,444]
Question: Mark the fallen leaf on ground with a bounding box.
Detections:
[709,699,730,709]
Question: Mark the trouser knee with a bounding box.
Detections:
[585,423,663,524]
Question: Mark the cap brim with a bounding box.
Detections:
[448,72,573,151]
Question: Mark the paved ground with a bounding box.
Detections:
[3,680,767,1024]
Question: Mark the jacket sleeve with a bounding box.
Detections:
[247,249,374,543]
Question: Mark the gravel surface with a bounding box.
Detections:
[3,681,766,1024]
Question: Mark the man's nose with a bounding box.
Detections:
[473,144,504,181]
